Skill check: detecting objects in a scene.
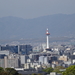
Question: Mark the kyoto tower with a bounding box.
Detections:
[46,28,51,51]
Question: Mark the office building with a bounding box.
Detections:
[1,44,32,55]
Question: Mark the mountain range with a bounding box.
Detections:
[0,14,75,40]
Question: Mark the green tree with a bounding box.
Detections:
[0,67,4,72]
[32,73,37,75]
[18,74,22,75]
[53,66,65,73]
[42,67,53,74]
[0,71,9,75]
[0,67,5,75]
[37,73,42,75]
[5,68,19,75]
[62,65,75,75]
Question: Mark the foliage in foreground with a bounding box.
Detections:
[32,73,42,75]
[53,66,65,73]
[42,67,53,74]
[0,67,21,75]
[43,66,66,74]
[62,65,75,75]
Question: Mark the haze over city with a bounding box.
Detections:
[0,0,75,19]
[0,1,75,75]
[0,0,75,42]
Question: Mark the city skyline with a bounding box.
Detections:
[0,1,75,75]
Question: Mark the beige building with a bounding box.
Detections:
[4,56,19,68]
[0,54,20,68]
[24,63,30,69]
[52,61,59,65]
[58,55,68,62]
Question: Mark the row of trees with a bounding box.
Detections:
[0,65,75,75]
[42,66,65,74]
[42,65,75,75]
[0,67,43,75]
[32,73,42,75]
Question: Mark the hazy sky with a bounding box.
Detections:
[0,0,75,19]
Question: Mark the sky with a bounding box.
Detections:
[0,0,75,19]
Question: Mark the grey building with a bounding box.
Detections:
[18,45,32,55]
[20,55,29,64]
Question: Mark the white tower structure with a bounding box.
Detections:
[46,28,51,51]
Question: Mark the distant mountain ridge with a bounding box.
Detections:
[0,14,75,39]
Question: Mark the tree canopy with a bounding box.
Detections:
[5,68,19,75]
[0,67,21,75]
[0,67,4,72]
[53,66,65,73]
[42,67,53,74]
[32,73,37,75]
[62,65,75,75]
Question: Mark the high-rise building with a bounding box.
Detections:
[1,45,18,53]
[39,56,44,64]
[20,55,29,64]
[4,55,20,68]
[0,54,20,68]
[1,44,32,55]
[18,45,32,55]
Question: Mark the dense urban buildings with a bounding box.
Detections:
[0,29,75,75]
